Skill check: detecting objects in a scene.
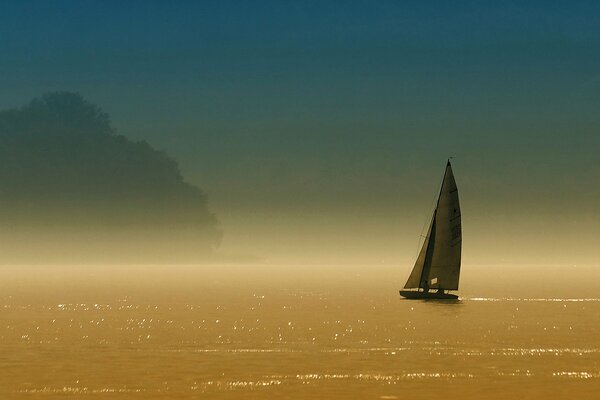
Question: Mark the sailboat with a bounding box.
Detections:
[400,159,462,300]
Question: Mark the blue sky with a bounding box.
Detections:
[1,1,599,261]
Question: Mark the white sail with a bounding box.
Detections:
[426,161,461,290]
[404,210,435,289]
[403,160,462,291]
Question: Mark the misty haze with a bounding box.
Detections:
[0,2,599,399]
[0,92,220,263]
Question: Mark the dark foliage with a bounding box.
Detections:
[0,92,221,258]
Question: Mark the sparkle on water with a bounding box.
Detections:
[1,264,599,399]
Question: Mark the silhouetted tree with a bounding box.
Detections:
[0,92,221,262]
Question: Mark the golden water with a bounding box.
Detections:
[1,264,599,399]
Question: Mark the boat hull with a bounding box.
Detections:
[399,290,459,300]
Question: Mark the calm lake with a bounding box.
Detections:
[1,264,599,399]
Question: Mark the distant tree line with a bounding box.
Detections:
[0,92,221,262]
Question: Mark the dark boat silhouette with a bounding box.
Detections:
[400,160,462,300]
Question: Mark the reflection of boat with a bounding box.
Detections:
[400,160,462,300]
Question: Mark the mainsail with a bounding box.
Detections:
[404,160,461,290]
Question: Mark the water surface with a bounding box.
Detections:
[1,264,599,399]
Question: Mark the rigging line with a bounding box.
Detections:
[415,206,436,259]
[415,162,447,258]
[415,182,437,258]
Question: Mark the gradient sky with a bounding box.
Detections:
[1,1,598,264]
